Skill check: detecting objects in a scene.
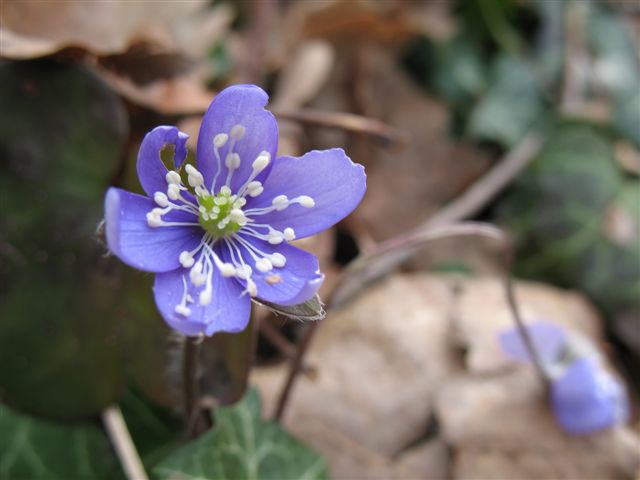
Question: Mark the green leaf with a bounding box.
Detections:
[0,404,121,480]
[154,389,328,480]
[497,121,639,315]
[468,55,546,147]
[119,388,185,470]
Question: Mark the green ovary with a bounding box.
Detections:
[198,191,242,237]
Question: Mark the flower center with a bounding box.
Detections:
[197,188,247,238]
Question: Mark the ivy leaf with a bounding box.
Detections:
[0,404,121,479]
[497,121,639,315]
[468,55,546,147]
[154,389,328,480]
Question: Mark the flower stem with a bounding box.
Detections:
[182,336,208,438]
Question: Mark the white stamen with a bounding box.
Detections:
[175,276,192,317]
[230,124,246,140]
[297,195,315,208]
[267,230,284,244]
[154,192,169,207]
[245,278,257,297]
[270,252,286,268]
[225,153,241,169]
[255,258,273,273]
[251,152,270,173]
[185,164,204,187]
[220,186,232,196]
[235,264,252,280]
[272,195,289,211]
[167,183,182,200]
[219,263,236,277]
[166,171,181,185]
[213,133,228,148]
[179,251,195,268]
[283,227,296,241]
[245,181,264,197]
[199,288,212,306]
[190,262,206,286]
[229,209,245,223]
[175,304,192,316]
[146,211,163,228]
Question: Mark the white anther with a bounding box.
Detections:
[283,227,296,241]
[214,133,228,148]
[175,304,192,317]
[166,171,181,185]
[190,263,206,286]
[252,152,270,172]
[220,186,232,196]
[225,153,241,169]
[194,186,207,197]
[199,288,212,306]
[272,195,289,211]
[219,263,236,277]
[167,183,181,200]
[214,196,228,206]
[179,251,195,268]
[245,181,263,197]
[270,252,286,268]
[230,124,246,140]
[267,231,284,245]
[235,264,253,280]
[255,258,273,273]
[298,195,315,208]
[229,209,245,223]
[185,165,204,188]
[250,186,264,197]
[146,211,163,228]
[154,192,169,207]
[235,197,247,208]
[246,278,258,297]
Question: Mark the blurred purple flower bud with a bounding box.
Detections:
[498,321,629,435]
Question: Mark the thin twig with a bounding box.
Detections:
[102,405,149,480]
[561,1,588,115]
[259,319,297,358]
[423,133,543,229]
[274,323,321,421]
[272,108,410,149]
[259,318,314,375]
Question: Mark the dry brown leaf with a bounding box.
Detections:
[100,70,213,115]
[272,40,336,110]
[0,0,231,59]
[308,46,491,241]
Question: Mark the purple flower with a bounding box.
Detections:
[498,321,629,435]
[105,85,366,336]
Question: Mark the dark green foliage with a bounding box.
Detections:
[154,389,328,480]
[0,404,122,479]
[498,122,640,315]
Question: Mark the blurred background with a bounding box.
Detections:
[1,0,639,479]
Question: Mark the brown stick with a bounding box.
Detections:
[272,108,410,149]
[423,133,543,229]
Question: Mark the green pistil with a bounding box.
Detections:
[198,191,242,237]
